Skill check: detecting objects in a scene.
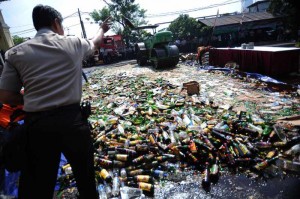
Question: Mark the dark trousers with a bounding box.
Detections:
[19,104,97,199]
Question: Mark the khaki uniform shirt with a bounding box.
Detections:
[0,28,94,112]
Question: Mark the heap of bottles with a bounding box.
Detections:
[57,72,300,198]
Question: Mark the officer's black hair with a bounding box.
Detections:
[32,4,63,31]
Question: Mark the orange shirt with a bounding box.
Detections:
[0,104,24,128]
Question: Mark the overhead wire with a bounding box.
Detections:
[11,0,241,36]
[11,11,80,36]
[145,0,240,17]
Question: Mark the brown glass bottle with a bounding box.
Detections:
[201,162,211,191]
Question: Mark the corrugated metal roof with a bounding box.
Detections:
[198,12,277,27]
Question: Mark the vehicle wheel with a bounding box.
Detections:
[153,58,159,69]
[137,59,147,66]
[152,54,161,69]
[106,55,112,64]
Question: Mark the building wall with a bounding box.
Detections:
[249,1,270,12]
[242,0,253,12]
[0,10,14,51]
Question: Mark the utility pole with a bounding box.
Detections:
[78,8,87,39]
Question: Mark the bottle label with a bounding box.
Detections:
[239,144,250,156]
[254,161,268,170]
[189,141,197,153]
[130,140,141,145]
[136,175,150,182]
[187,153,198,162]
[99,159,112,167]
[138,182,152,192]
[156,156,164,161]
[116,154,128,161]
[100,169,110,180]
[266,151,276,159]
[129,169,143,176]
[133,155,144,164]
[149,134,156,144]
[114,160,125,168]
[136,145,148,151]
[210,164,218,175]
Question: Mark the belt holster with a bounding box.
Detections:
[80,101,91,119]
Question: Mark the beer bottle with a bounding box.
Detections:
[201,162,211,190]
[238,111,247,122]
[235,139,251,157]
[112,172,120,197]
[266,130,276,143]
[128,169,150,176]
[201,135,216,151]
[148,133,157,145]
[111,154,130,162]
[194,139,212,151]
[127,175,154,183]
[240,127,259,138]
[140,161,159,170]
[169,130,177,144]
[186,151,199,163]
[189,140,198,153]
[229,145,239,157]
[235,157,262,166]
[262,125,272,136]
[129,140,143,146]
[103,181,112,198]
[136,145,159,154]
[132,154,155,165]
[151,169,167,178]
[224,143,235,166]
[167,143,186,158]
[97,184,107,199]
[126,181,154,195]
[177,145,189,152]
[62,164,72,175]
[253,156,279,171]
[99,168,112,183]
[210,156,219,183]
[155,155,169,162]
[212,130,229,141]
[254,141,272,149]
[113,160,126,168]
[266,150,277,159]
[162,130,171,144]
[97,158,113,168]
[161,153,176,159]
[116,147,137,157]
[120,168,127,179]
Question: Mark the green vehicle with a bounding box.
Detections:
[134,25,179,69]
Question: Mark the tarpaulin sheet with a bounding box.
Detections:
[197,66,289,85]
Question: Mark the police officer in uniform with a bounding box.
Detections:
[0,5,111,199]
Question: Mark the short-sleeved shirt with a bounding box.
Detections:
[0,28,94,112]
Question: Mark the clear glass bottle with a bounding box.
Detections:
[97,184,107,199]
[112,172,120,197]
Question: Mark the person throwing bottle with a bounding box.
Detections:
[0,4,111,199]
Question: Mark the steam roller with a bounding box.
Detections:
[134,25,179,69]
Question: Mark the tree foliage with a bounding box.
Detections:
[12,35,25,45]
[89,0,147,45]
[268,0,300,36]
[90,7,110,23]
[168,14,203,40]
